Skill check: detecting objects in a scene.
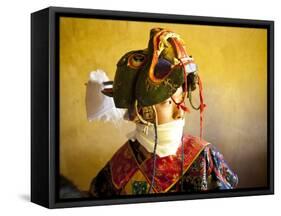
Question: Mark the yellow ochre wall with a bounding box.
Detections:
[60,17,267,191]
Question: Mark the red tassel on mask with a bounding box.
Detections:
[178,102,190,113]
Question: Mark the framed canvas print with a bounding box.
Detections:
[31,6,274,208]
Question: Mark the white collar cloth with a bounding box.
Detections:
[127,119,185,157]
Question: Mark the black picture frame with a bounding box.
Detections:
[31,6,274,208]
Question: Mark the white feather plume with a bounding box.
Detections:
[85,69,126,123]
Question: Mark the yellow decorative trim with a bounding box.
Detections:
[127,142,158,193]
[121,170,153,195]
[163,142,210,192]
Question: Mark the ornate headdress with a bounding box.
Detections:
[102,28,205,134]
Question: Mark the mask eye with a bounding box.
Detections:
[128,53,147,69]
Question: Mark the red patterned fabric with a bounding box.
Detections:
[110,134,209,192]
[110,144,139,189]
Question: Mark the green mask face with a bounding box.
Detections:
[102,28,198,109]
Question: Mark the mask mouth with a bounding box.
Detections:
[147,29,197,84]
[154,58,172,79]
[153,57,197,80]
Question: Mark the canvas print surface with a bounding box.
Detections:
[58,17,267,199]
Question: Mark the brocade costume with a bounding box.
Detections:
[89,134,238,197]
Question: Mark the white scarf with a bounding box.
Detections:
[127,119,185,157]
